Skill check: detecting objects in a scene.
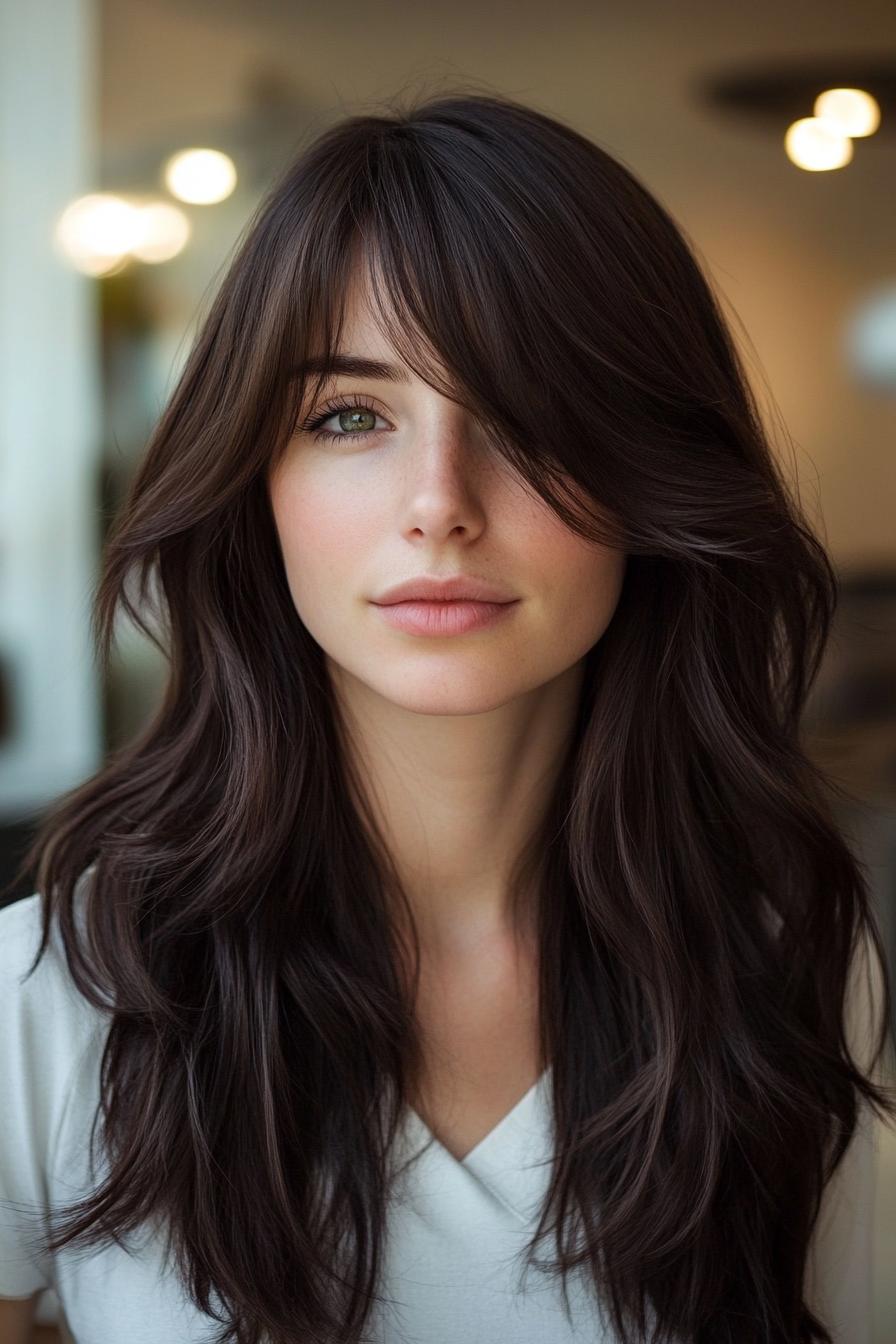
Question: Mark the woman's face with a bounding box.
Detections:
[267,265,628,717]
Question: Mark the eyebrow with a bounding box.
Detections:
[292,354,411,384]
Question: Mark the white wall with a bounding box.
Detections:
[0,0,103,816]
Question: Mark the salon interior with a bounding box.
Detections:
[1,0,894,1338]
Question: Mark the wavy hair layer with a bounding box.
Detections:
[11,87,896,1343]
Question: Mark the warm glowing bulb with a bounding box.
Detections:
[163,148,237,204]
[131,202,191,262]
[54,193,142,274]
[784,118,853,171]
[814,88,880,138]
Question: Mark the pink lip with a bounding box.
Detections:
[373,574,516,604]
[372,598,520,636]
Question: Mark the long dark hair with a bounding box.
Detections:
[10,87,895,1343]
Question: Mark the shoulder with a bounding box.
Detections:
[0,887,104,1061]
[0,889,58,980]
[804,922,887,1344]
[0,883,109,1297]
[0,882,110,1145]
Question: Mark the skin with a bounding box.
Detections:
[267,258,628,1148]
[267,259,628,967]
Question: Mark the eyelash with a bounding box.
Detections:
[299,394,388,442]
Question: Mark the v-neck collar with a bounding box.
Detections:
[399,1065,555,1224]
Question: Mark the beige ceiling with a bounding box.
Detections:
[101,0,896,164]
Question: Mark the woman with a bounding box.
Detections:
[1,89,893,1344]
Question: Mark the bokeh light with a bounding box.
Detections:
[784,117,853,171]
[54,193,143,275]
[163,148,237,204]
[814,87,881,138]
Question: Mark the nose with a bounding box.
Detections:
[399,409,489,541]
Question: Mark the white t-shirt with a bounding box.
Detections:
[0,888,878,1343]
[0,890,608,1342]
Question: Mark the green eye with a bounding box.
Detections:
[300,396,386,441]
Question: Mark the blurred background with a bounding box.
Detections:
[1,0,894,1338]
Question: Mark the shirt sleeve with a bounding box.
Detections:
[804,925,885,1344]
[0,893,94,1297]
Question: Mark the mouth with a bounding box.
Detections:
[372,575,517,605]
[371,597,520,637]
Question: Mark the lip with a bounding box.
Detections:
[373,598,520,637]
[372,574,516,604]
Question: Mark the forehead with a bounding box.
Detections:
[335,262,379,339]
[333,254,403,356]
[307,253,456,396]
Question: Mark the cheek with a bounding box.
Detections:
[270,468,377,606]
[528,521,627,649]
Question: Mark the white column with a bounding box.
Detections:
[0,0,103,815]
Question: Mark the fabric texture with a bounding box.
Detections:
[0,891,605,1342]
[0,889,877,1343]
